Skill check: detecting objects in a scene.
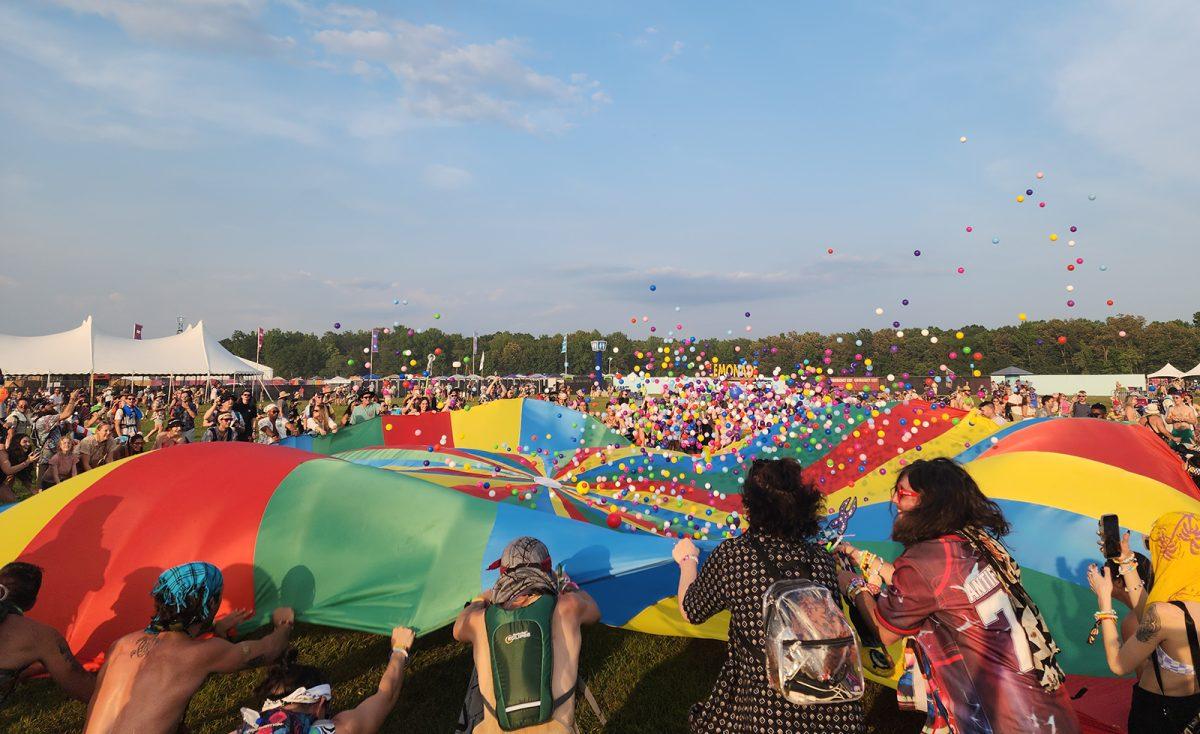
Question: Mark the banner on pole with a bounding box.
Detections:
[133,324,143,340]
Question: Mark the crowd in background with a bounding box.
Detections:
[3,373,1199,503]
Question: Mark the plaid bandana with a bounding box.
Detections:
[145,562,224,636]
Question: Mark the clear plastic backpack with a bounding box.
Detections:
[745,535,865,705]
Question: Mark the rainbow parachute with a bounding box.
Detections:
[4,399,1197,732]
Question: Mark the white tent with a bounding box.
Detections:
[237,357,274,380]
[0,316,262,376]
[1184,362,1200,377]
[323,376,353,384]
[1148,363,1185,379]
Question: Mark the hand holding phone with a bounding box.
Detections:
[1099,514,1122,559]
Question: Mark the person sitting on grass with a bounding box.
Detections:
[236,625,416,734]
[0,562,95,708]
[84,562,294,734]
[41,435,78,489]
[453,537,600,734]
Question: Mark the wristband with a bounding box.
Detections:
[391,647,410,658]
[846,577,868,599]
[679,554,699,564]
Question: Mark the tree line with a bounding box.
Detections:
[220,313,1200,381]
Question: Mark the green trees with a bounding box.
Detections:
[219,316,1200,380]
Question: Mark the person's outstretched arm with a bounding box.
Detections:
[333,627,415,734]
[205,607,294,673]
[35,624,95,702]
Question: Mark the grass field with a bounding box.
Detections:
[2,399,921,732]
[0,623,922,733]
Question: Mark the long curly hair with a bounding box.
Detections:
[891,458,1010,546]
[741,458,824,540]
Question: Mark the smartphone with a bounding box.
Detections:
[1099,514,1122,559]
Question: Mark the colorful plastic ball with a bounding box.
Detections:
[1066,300,1075,307]
[1018,313,1027,321]
[1026,189,1034,196]
[892,321,900,328]
[402,299,408,306]
[334,322,341,329]
[992,237,1000,244]
[1036,171,1044,179]
[1076,258,1084,264]
[957,267,965,274]
[955,331,964,340]
[914,249,921,256]
[606,513,622,529]
[875,307,884,315]
[827,248,834,254]
[744,311,751,318]
[1057,336,1067,344]
[960,136,968,143]
[1107,299,1114,306]
[1049,233,1058,241]
[1039,202,1046,208]
[393,299,399,305]
[1100,265,1108,272]
[1016,195,1025,202]
[433,313,441,319]
[649,284,657,291]
[1067,264,1075,271]
[1089,194,1097,201]
[965,226,973,232]
[347,358,356,365]
[901,299,909,305]
[1066,285,1075,292]
[1070,226,1077,233]
[1119,330,1127,337]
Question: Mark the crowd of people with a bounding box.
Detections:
[4,373,1200,503]
[2,457,1196,732]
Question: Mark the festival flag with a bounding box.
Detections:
[561,334,568,353]
[370,329,379,352]
[133,324,142,340]
[257,327,264,351]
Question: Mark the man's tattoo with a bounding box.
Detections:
[131,636,159,658]
[56,639,87,673]
[1136,605,1161,643]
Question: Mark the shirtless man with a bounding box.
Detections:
[1166,391,1197,446]
[453,537,600,734]
[0,562,95,707]
[84,562,294,734]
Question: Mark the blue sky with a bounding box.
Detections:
[1,1,1197,340]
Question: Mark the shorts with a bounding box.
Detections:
[1172,427,1195,446]
[1128,684,1200,734]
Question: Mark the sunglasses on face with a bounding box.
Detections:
[891,486,919,501]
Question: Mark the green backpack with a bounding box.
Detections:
[482,595,573,730]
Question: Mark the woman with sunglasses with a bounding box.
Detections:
[836,458,1079,733]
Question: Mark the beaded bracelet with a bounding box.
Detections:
[1087,610,1119,645]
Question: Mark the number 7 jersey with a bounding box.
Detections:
[874,535,1080,734]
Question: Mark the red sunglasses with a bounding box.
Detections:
[892,486,920,501]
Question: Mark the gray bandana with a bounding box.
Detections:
[489,537,556,606]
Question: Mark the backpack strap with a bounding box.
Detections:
[1169,600,1200,692]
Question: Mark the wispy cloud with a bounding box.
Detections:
[661,40,684,63]
[1,1,607,146]
[423,164,473,190]
[1052,0,1200,181]
[45,0,293,53]
[559,258,937,305]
